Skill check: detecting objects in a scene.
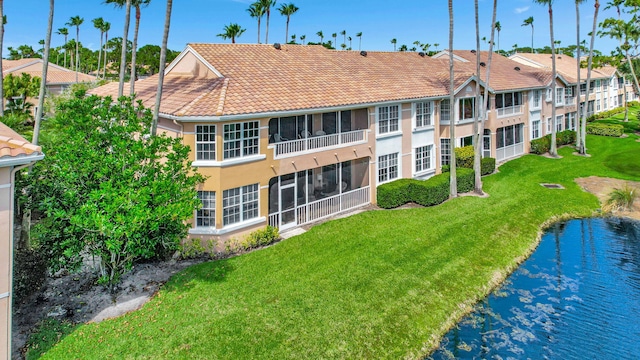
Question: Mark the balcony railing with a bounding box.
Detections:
[271,129,367,158]
[565,97,576,105]
[496,105,523,118]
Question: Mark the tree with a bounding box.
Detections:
[151,0,173,136]
[66,15,83,83]
[278,2,298,44]
[93,18,105,79]
[399,44,408,51]
[581,0,601,155]
[522,16,534,52]
[576,0,585,152]
[128,0,152,94]
[33,0,54,146]
[340,30,346,46]
[495,21,501,51]
[3,73,40,115]
[534,0,558,156]
[136,44,178,76]
[27,94,205,289]
[102,21,111,79]
[217,23,246,43]
[473,0,481,194]
[300,34,305,44]
[0,5,5,117]
[247,2,264,44]
[348,36,352,49]
[356,31,362,50]
[434,43,440,51]
[259,0,276,44]
[56,27,68,68]
[316,30,324,44]
[391,38,397,51]
[448,0,457,198]
[107,0,132,97]
[332,32,337,48]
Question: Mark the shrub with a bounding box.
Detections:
[603,185,637,212]
[481,157,496,175]
[377,169,475,209]
[454,145,475,169]
[226,226,281,252]
[586,123,624,137]
[530,131,576,155]
[556,130,576,146]
[441,165,450,173]
[13,248,48,303]
[530,136,550,155]
[628,100,640,108]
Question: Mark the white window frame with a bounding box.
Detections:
[546,88,553,102]
[222,184,259,226]
[532,90,541,109]
[458,97,475,121]
[414,145,433,174]
[564,87,574,105]
[531,120,541,140]
[556,115,564,132]
[596,79,601,93]
[546,117,552,134]
[378,153,399,184]
[440,99,451,122]
[223,121,260,160]
[414,101,433,128]
[440,138,451,166]
[196,191,216,228]
[378,105,400,135]
[495,92,523,117]
[555,88,564,106]
[196,125,216,161]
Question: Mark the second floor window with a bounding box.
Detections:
[532,90,541,108]
[555,88,564,106]
[459,98,475,121]
[440,99,450,122]
[415,102,433,128]
[196,125,216,161]
[223,121,260,160]
[378,105,399,134]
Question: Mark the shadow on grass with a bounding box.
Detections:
[604,148,640,178]
[161,259,235,294]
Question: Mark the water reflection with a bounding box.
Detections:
[428,218,640,360]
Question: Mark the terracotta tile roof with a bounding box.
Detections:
[509,53,617,84]
[3,58,96,84]
[92,44,477,117]
[0,121,42,160]
[451,50,552,91]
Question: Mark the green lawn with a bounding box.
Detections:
[592,106,640,134]
[42,134,639,359]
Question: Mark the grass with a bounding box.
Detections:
[41,135,639,359]
[24,319,77,360]
[592,105,640,134]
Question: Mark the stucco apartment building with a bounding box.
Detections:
[0,122,43,360]
[3,58,96,95]
[92,44,631,247]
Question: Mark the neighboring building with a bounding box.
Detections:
[90,44,630,247]
[2,58,96,95]
[0,122,43,360]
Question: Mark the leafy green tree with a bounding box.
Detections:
[259,0,276,44]
[495,21,501,51]
[3,73,40,114]
[136,44,178,76]
[27,94,205,288]
[217,23,246,43]
[391,38,397,51]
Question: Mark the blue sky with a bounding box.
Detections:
[3,0,625,55]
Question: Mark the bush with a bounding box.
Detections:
[556,130,576,145]
[586,107,626,122]
[530,136,550,155]
[226,226,280,252]
[481,157,496,175]
[454,145,475,169]
[586,123,624,137]
[377,168,475,209]
[628,100,640,108]
[603,185,637,212]
[13,248,48,303]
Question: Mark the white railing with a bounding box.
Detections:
[268,186,370,228]
[496,105,523,118]
[565,97,575,105]
[272,129,367,158]
[496,143,524,161]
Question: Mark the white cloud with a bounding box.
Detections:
[514,6,530,14]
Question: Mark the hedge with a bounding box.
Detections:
[529,130,576,155]
[586,107,626,122]
[586,123,624,137]
[454,145,474,169]
[481,157,496,175]
[377,168,475,209]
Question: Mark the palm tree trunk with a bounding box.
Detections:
[130,5,141,95]
[448,0,457,198]
[473,0,482,194]
[0,0,4,116]
[575,2,582,151]
[118,0,131,98]
[531,25,534,52]
[257,17,261,44]
[285,17,290,43]
[151,0,173,136]
[549,3,558,157]
[265,9,270,44]
[75,26,79,83]
[580,0,600,155]
[97,32,103,80]
[33,0,54,145]
[63,35,67,68]
[103,31,109,79]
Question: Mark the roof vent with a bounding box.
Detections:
[273,43,281,50]
[480,62,486,67]
[470,49,477,53]
[514,66,521,71]
[419,52,426,57]
[360,50,367,57]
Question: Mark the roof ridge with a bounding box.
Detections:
[216,78,230,116]
[176,78,226,116]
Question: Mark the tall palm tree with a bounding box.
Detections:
[217,23,246,43]
[473,0,482,194]
[130,0,151,94]
[534,0,558,156]
[33,0,54,145]
[434,43,440,51]
[278,2,298,44]
[391,38,397,51]
[66,15,83,83]
[581,0,601,155]
[340,30,346,46]
[0,2,5,116]
[56,27,68,68]
[247,2,264,44]
[151,0,173,136]
[92,18,105,79]
[448,0,457,198]
[102,21,111,79]
[316,30,323,44]
[332,33,337,48]
[348,36,352,49]
[113,0,131,97]
[495,21,501,51]
[522,16,534,52]
[603,0,627,122]
[260,0,276,44]
[300,34,305,44]
[356,32,362,50]
[575,0,585,151]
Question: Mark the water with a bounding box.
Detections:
[428,218,640,360]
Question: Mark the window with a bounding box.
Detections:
[196,125,216,161]
[546,88,553,102]
[589,81,595,94]
[564,87,574,104]
[565,112,576,130]
[415,145,433,173]
[223,121,259,160]
[556,115,564,132]
[603,81,609,92]
[596,79,601,93]
[580,83,587,95]
[378,153,398,183]
[223,184,259,226]
[440,99,450,122]
[459,98,475,121]
[440,138,451,166]
[596,99,601,111]
[556,88,564,106]
[460,136,473,147]
[415,101,433,128]
[495,92,522,116]
[547,117,552,133]
[532,90,541,109]
[496,124,524,149]
[378,105,399,134]
[532,120,541,140]
[196,191,216,227]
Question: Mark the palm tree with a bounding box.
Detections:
[260,0,276,44]
[341,43,346,50]
[151,0,173,136]
[102,21,111,79]
[0,3,5,116]
[316,30,324,44]
[340,30,346,46]
[112,0,131,97]
[217,23,246,43]
[575,0,585,151]
[290,34,296,43]
[348,36,352,49]
[92,18,105,79]
[448,0,457,198]
[66,15,83,83]
[603,0,627,122]
[300,34,305,44]
[495,21,501,51]
[473,0,481,194]
[580,0,601,155]
[534,0,558,156]
[434,43,440,51]
[356,32,362,50]
[33,0,54,145]
[391,38,397,51]
[56,27,68,68]
[332,33,337,48]
[413,40,421,50]
[130,0,151,94]
[247,2,264,44]
[522,16,534,52]
[278,3,299,44]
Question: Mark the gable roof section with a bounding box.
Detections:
[0,121,43,166]
[91,43,478,118]
[509,53,617,84]
[3,58,96,84]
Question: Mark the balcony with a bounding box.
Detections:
[565,97,575,105]
[496,105,523,118]
[270,129,368,158]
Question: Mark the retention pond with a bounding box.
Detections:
[428,217,640,359]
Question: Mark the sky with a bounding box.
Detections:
[2,0,628,56]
